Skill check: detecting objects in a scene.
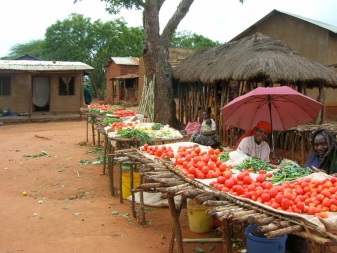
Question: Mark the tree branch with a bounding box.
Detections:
[161,0,195,47]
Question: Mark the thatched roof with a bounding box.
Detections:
[173,33,337,88]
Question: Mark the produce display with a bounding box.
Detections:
[140,142,337,220]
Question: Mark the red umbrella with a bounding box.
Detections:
[222,86,323,154]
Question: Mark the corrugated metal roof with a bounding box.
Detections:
[278,9,337,34]
[110,57,139,65]
[0,60,94,71]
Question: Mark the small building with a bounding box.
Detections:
[0,60,93,118]
[105,57,139,103]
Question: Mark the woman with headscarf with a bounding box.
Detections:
[304,128,337,175]
[236,121,273,163]
[190,109,221,148]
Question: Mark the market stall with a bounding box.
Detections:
[112,142,337,253]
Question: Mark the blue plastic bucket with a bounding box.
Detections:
[245,225,287,253]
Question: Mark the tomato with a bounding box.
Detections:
[281,198,290,210]
[197,172,205,179]
[262,181,273,190]
[208,148,215,155]
[215,160,222,168]
[256,175,265,183]
[224,178,235,189]
[258,170,266,174]
[207,161,215,170]
[275,194,284,204]
[201,166,210,174]
[218,164,228,172]
[261,193,271,203]
[296,202,305,212]
[269,187,278,198]
[209,180,217,187]
[214,149,221,155]
[223,170,232,179]
[202,155,210,164]
[187,173,195,179]
[209,155,217,162]
[247,168,254,173]
[322,198,331,208]
[243,176,253,185]
[194,147,201,154]
[217,176,226,184]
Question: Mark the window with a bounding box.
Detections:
[0,75,11,96]
[59,77,75,96]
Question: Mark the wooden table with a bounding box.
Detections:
[111,148,337,253]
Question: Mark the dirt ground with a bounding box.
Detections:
[0,119,226,253]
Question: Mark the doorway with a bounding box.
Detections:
[32,77,50,112]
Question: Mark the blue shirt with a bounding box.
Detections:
[304,152,321,169]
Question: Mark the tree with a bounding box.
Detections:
[76,0,243,127]
[43,13,144,98]
[171,31,221,48]
[2,40,46,60]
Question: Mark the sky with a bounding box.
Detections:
[1,0,337,57]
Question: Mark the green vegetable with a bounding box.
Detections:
[117,128,153,144]
[234,157,272,172]
[103,117,122,125]
[152,123,164,130]
[268,166,312,184]
[217,152,230,162]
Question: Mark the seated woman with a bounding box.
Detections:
[236,121,274,163]
[189,109,221,148]
[304,128,337,175]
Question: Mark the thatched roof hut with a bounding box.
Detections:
[173,33,337,87]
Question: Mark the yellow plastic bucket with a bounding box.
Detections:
[187,199,213,233]
[122,172,140,199]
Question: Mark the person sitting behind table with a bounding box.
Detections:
[304,128,337,175]
[236,121,276,163]
[189,109,221,148]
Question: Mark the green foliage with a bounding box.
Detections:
[2,40,46,60]
[171,31,221,48]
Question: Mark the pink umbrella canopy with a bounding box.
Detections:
[222,86,323,131]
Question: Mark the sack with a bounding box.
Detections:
[185,121,202,136]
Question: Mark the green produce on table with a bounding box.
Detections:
[103,117,122,125]
[89,108,100,113]
[268,166,312,184]
[116,128,153,144]
[100,110,116,116]
[234,157,272,172]
[217,152,230,162]
[152,123,164,130]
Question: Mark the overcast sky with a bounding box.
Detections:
[1,0,337,57]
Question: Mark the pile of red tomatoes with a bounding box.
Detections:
[141,143,337,218]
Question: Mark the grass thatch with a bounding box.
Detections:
[173,33,337,87]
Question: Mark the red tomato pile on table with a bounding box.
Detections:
[209,172,337,218]
[109,122,138,131]
[141,144,175,159]
[112,109,136,117]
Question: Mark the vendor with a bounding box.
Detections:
[236,121,274,163]
[190,109,221,148]
[304,128,337,175]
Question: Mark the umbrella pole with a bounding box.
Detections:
[268,95,275,157]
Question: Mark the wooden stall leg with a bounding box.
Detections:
[131,162,137,218]
[86,115,89,142]
[92,121,95,145]
[138,172,146,225]
[119,162,124,204]
[102,135,108,175]
[219,217,233,253]
[97,131,101,148]
[107,142,115,196]
[168,195,186,253]
[138,190,146,225]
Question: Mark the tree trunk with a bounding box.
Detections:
[142,0,195,128]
